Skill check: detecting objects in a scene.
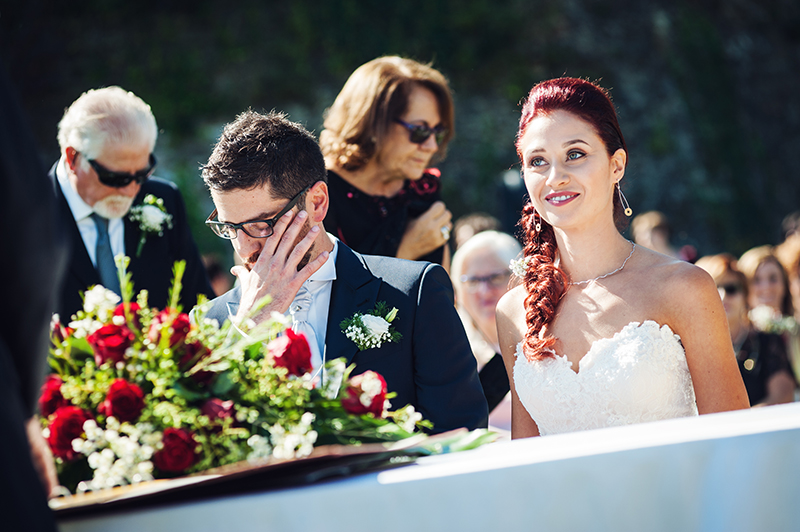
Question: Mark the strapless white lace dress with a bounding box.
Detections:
[513,320,698,435]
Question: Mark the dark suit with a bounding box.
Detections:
[1,65,63,531]
[205,243,488,433]
[51,167,214,320]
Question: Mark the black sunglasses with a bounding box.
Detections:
[85,153,157,188]
[394,119,448,145]
[718,283,744,296]
[459,270,511,293]
[205,184,312,240]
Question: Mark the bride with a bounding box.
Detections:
[497,78,749,438]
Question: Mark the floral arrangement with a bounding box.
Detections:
[749,305,799,335]
[127,194,173,257]
[340,302,401,351]
[40,258,431,495]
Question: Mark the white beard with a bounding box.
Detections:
[93,195,135,219]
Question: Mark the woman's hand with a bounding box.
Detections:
[396,201,452,261]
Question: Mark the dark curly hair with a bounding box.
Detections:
[515,77,628,361]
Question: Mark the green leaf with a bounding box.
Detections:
[211,371,236,395]
[171,381,208,402]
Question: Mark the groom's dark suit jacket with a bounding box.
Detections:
[51,165,214,321]
[204,244,488,433]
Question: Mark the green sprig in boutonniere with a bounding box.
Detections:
[128,194,173,257]
[340,301,402,351]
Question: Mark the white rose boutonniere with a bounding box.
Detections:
[340,301,401,351]
[128,194,174,257]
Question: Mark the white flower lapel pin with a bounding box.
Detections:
[340,301,401,351]
[128,194,173,257]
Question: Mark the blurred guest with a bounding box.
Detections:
[776,233,800,323]
[453,212,501,250]
[776,234,800,380]
[452,231,521,429]
[781,211,800,240]
[631,210,696,262]
[53,87,213,320]
[696,254,795,406]
[321,56,455,269]
[1,64,65,531]
[739,245,794,317]
[741,244,800,385]
[202,253,234,297]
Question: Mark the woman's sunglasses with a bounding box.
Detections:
[394,119,448,145]
[718,283,744,296]
[84,153,157,188]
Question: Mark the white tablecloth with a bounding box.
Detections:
[59,403,800,531]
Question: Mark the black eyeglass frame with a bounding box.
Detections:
[205,184,313,240]
[85,153,157,188]
[394,118,448,145]
[717,283,744,296]
[459,270,512,292]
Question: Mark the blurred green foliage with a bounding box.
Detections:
[2,0,799,261]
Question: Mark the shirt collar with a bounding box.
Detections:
[56,156,94,223]
[307,235,338,283]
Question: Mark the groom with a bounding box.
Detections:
[200,110,487,433]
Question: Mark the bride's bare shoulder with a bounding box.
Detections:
[497,284,527,320]
[634,246,718,312]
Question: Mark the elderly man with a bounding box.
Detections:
[201,110,487,433]
[52,87,213,319]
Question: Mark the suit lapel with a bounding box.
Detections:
[326,245,382,365]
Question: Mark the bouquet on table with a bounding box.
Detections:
[40,258,437,495]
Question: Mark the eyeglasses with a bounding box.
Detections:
[85,153,157,188]
[718,283,744,296]
[459,270,511,293]
[205,184,312,240]
[394,119,448,145]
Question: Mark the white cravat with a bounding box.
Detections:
[56,157,126,266]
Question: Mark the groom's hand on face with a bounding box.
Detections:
[231,209,329,323]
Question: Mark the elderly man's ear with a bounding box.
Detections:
[64,147,80,172]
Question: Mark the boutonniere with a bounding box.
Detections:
[128,194,173,257]
[340,301,402,351]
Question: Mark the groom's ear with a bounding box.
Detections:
[306,181,329,223]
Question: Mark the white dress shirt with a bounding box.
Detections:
[291,237,338,369]
[56,157,126,266]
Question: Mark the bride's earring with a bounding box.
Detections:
[617,182,633,217]
[533,211,542,250]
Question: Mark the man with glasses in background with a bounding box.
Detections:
[52,86,213,320]
[200,110,487,433]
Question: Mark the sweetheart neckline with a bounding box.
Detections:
[517,320,681,376]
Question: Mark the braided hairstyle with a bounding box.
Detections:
[515,78,628,361]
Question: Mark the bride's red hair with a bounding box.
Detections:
[515,77,628,361]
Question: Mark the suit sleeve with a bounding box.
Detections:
[412,263,488,432]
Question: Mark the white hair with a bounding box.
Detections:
[451,230,522,284]
[57,86,157,160]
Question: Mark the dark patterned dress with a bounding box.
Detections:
[324,169,445,265]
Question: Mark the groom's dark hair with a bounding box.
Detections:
[201,109,327,201]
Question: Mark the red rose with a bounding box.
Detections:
[341,371,387,417]
[97,379,145,423]
[39,375,69,417]
[148,309,191,347]
[268,329,312,376]
[153,428,198,473]
[114,302,142,329]
[201,399,235,431]
[87,323,135,366]
[47,406,92,461]
[180,341,214,385]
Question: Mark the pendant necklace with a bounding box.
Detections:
[568,241,636,286]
